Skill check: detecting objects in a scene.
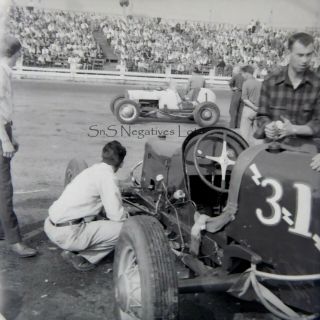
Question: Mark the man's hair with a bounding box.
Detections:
[288,32,314,50]
[1,35,22,58]
[102,140,126,167]
[241,65,254,75]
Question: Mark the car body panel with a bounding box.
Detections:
[127,89,162,101]
[126,128,320,314]
[227,147,320,313]
[127,88,216,111]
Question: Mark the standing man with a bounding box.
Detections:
[255,32,320,142]
[239,65,262,144]
[216,57,226,76]
[0,36,37,257]
[44,141,127,271]
[185,67,206,101]
[228,65,245,128]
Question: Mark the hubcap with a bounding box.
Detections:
[120,104,136,120]
[201,109,212,120]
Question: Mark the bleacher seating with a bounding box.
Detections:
[8,6,320,75]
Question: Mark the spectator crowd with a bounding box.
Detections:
[100,16,320,76]
[6,6,320,76]
[8,6,104,70]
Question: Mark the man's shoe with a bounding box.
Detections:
[61,250,96,272]
[10,242,38,257]
[0,234,5,241]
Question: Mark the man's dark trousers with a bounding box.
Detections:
[0,124,21,243]
[229,91,243,128]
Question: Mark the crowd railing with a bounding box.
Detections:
[13,64,231,87]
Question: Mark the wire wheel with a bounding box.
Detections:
[114,216,178,320]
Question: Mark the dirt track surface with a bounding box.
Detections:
[0,79,270,320]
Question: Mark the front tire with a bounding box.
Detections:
[64,158,88,187]
[115,99,140,124]
[193,102,220,127]
[113,216,178,320]
[110,94,125,114]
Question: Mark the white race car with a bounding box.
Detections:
[110,87,220,127]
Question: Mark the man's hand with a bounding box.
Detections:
[277,117,296,139]
[264,121,278,139]
[1,140,15,158]
[311,154,320,172]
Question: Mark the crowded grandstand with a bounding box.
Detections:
[6,6,320,76]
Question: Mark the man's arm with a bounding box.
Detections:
[229,75,236,90]
[254,80,273,139]
[242,99,258,112]
[0,119,15,158]
[305,91,320,137]
[277,91,320,139]
[0,72,12,147]
[241,81,258,111]
[99,171,127,222]
[0,70,15,158]
[277,119,313,139]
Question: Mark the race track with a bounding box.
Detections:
[11,79,232,225]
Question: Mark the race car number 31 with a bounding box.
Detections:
[249,163,320,252]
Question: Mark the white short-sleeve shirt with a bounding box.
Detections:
[0,61,13,124]
[49,163,127,223]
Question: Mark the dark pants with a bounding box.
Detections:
[229,91,243,128]
[186,88,201,101]
[0,124,21,244]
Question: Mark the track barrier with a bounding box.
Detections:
[13,65,231,88]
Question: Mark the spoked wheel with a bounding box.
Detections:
[64,158,88,187]
[114,216,178,320]
[193,127,248,193]
[193,102,220,127]
[115,244,142,319]
[115,99,140,124]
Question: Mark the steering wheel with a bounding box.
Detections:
[193,128,248,193]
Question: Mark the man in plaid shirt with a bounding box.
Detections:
[255,32,320,141]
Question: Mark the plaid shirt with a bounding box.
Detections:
[256,66,320,138]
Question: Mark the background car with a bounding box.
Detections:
[110,87,221,127]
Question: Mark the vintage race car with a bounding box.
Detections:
[110,87,220,127]
[110,128,320,320]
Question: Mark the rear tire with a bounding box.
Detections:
[113,216,178,320]
[110,94,125,114]
[193,102,220,127]
[64,159,88,187]
[115,99,140,124]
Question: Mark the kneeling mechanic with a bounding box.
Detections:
[44,140,128,271]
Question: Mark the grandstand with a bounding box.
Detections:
[7,5,320,77]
